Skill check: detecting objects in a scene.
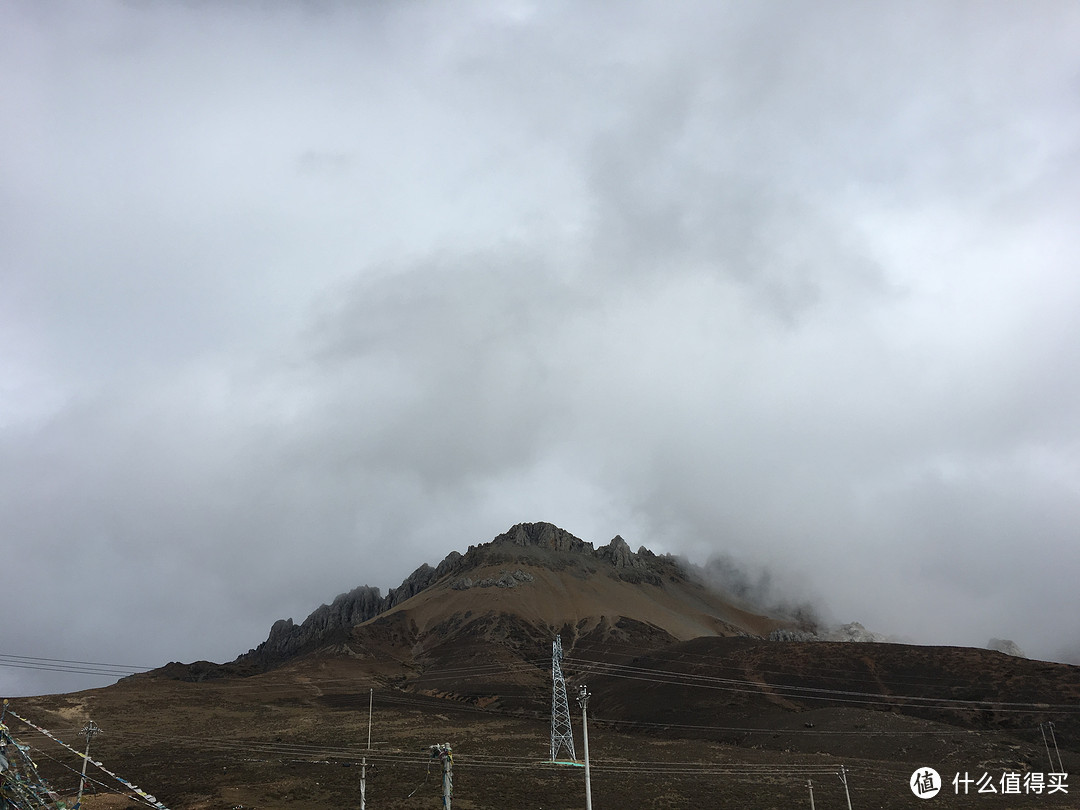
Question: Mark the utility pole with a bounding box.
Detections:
[361,687,372,810]
[839,765,853,810]
[430,743,453,810]
[75,720,101,809]
[1041,722,1055,770]
[577,685,593,810]
[1048,722,1064,773]
[807,778,816,810]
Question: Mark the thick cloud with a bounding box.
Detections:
[2,1,1079,695]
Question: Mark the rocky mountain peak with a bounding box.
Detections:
[489,521,592,553]
[597,534,634,568]
[237,521,685,669]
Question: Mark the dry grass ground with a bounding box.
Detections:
[7,644,1079,810]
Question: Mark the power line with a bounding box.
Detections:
[7,643,1074,721]
[566,637,1032,691]
[4,709,170,810]
[0,654,152,670]
[588,715,991,736]
[19,744,133,805]
[24,671,1073,743]
[564,656,1080,713]
[0,654,149,679]
[89,727,853,780]
[9,637,1070,715]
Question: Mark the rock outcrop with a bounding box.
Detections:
[489,521,592,554]
[768,622,894,644]
[597,535,634,567]
[768,628,819,642]
[987,638,1026,658]
[826,622,888,643]
[237,555,469,667]
[596,535,669,584]
[451,569,535,590]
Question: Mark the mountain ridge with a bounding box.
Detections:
[235,521,784,670]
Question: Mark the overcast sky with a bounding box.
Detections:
[3,1,1079,697]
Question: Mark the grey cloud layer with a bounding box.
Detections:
[2,1,1078,695]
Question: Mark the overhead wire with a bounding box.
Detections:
[21,744,152,809]
[0,653,150,679]
[588,714,990,736]
[36,721,1046,782]
[566,636,1053,691]
[564,656,1080,714]
[92,727,848,781]
[6,691,1045,801]
[11,635,1071,715]
[9,641,1073,754]
[5,709,171,810]
[27,667,1070,747]
[5,631,1042,695]
[28,642,1069,718]
[8,624,1068,805]
[36,719,848,776]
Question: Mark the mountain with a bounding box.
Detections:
[10,521,1080,810]
[234,522,796,677]
[187,520,1079,739]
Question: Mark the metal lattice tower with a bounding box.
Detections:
[550,635,576,762]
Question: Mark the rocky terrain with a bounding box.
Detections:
[5,522,1079,809]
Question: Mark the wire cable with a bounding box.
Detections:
[564,656,1080,713]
